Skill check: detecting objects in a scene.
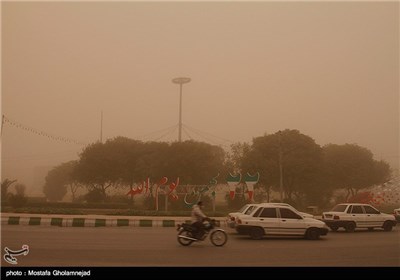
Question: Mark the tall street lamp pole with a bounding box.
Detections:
[172,77,191,142]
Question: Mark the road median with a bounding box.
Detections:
[1,213,227,228]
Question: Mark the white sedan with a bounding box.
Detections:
[235,203,329,240]
[322,203,397,232]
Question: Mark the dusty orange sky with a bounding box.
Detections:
[1,1,399,195]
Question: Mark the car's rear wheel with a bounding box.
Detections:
[383,221,393,232]
[249,227,264,240]
[305,228,320,240]
[345,222,356,232]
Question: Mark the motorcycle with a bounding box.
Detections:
[177,218,228,247]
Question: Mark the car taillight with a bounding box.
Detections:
[230,217,235,221]
[334,215,340,220]
[237,219,242,224]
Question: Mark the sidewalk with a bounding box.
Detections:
[0,213,228,228]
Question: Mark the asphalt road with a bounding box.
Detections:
[1,225,399,267]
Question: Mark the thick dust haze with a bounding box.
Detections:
[1,1,399,196]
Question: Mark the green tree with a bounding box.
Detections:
[73,141,121,200]
[322,144,391,201]
[43,161,81,202]
[74,137,170,202]
[241,129,325,206]
[226,142,251,173]
[370,160,391,186]
[132,141,169,182]
[1,179,17,203]
[9,183,27,208]
[73,138,225,206]
[102,137,150,203]
[160,140,226,184]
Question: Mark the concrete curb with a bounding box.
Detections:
[1,214,227,228]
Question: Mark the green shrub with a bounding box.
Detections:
[9,194,27,208]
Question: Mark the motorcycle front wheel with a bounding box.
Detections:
[177,229,194,246]
[210,229,228,246]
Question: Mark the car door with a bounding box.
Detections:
[349,205,367,227]
[277,207,307,236]
[362,205,383,227]
[256,207,280,235]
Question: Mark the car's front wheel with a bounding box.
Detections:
[305,228,320,240]
[383,221,393,232]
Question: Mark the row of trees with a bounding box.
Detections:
[42,129,391,207]
[230,130,390,206]
[44,138,226,202]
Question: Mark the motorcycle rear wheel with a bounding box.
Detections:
[210,229,228,246]
[178,229,194,246]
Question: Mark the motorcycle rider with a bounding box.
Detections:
[191,201,208,239]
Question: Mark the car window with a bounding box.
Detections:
[347,205,352,213]
[259,208,277,218]
[279,208,302,219]
[252,207,263,217]
[351,205,364,214]
[244,206,256,215]
[332,204,347,212]
[363,205,380,214]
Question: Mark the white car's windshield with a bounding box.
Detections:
[239,205,249,213]
[244,206,257,215]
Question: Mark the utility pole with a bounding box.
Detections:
[1,115,4,136]
[100,110,103,143]
[278,131,284,202]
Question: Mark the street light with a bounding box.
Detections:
[172,77,191,142]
